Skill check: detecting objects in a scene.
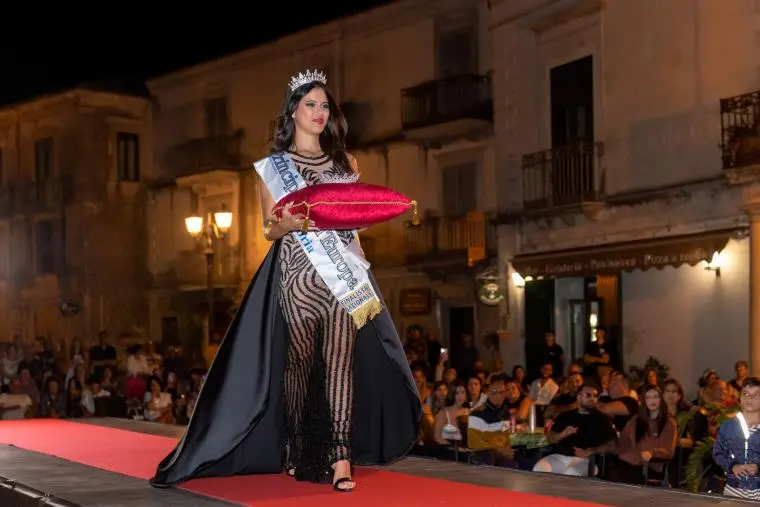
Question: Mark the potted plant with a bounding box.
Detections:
[684,400,739,492]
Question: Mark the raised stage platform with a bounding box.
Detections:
[0,418,751,506]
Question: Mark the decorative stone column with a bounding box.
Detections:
[744,203,760,376]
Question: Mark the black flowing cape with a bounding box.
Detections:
[150,240,421,486]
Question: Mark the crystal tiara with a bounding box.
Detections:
[289,69,327,91]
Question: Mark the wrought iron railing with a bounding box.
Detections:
[401,74,492,131]
[165,131,244,176]
[522,141,604,211]
[0,178,73,218]
[720,90,760,170]
[404,212,494,265]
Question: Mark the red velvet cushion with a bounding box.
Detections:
[271,182,417,230]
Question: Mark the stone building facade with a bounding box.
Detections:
[0,85,152,345]
[490,0,760,387]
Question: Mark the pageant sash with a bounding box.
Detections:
[253,152,382,329]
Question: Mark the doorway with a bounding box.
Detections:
[448,306,475,369]
[524,279,555,380]
[588,275,622,370]
[568,298,603,363]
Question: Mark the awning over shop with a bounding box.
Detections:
[510,228,743,278]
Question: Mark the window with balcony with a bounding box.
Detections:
[35,138,53,183]
[34,219,55,275]
[436,26,477,78]
[547,55,595,204]
[441,162,477,216]
[551,56,594,146]
[117,133,140,181]
[205,97,229,137]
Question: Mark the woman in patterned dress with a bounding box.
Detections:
[150,72,420,493]
[259,77,367,491]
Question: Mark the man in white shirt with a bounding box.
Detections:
[529,363,559,406]
[0,376,33,420]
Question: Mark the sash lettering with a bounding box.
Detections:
[254,152,382,329]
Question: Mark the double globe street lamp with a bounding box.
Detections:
[184,206,234,345]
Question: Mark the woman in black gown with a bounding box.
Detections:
[150,70,421,493]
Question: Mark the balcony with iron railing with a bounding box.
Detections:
[522,140,605,213]
[403,212,495,268]
[720,90,760,171]
[0,178,73,218]
[164,130,245,176]
[401,74,493,141]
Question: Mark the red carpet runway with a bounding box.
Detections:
[0,419,606,507]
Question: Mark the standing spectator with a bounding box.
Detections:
[714,377,760,499]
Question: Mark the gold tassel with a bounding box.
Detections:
[411,200,420,226]
[351,299,383,329]
[301,207,311,233]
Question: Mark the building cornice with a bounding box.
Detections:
[148,0,482,91]
[489,0,605,32]
[0,88,149,126]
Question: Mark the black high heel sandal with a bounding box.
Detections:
[331,461,355,492]
[332,477,355,492]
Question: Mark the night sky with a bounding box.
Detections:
[1,2,392,106]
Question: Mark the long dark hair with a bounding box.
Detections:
[272,80,352,175]
[445,380,466,407]
[635,384,670,442]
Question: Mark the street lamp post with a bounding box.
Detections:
[184,206,233,345]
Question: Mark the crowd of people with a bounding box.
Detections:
[405,326,759,500]
[0,332,206,425]
[2,324,759,499]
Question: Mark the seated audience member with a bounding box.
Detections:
[729,360,749,398]
[662,378,707,449]
[695,368,719,406]
[529,362,559,407]
[533,381,617,476]
[144,376,173,424]
[38,377,66,419]
[598,371,639,432]
[465,374,487,410]
[0,376,33,419]
[66,378,93,418]
[703,379,740,438]
[412,364,431,402]
[545,372,582,420]
[635,368,661,398]
[511,365,530,395]
[566,361,584,377]
[610,385,677,484]
[434,381,469,446]
[504,377,533,422]
[714,377,760,500]
[426,380,448,418]
[467,374,519,468]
